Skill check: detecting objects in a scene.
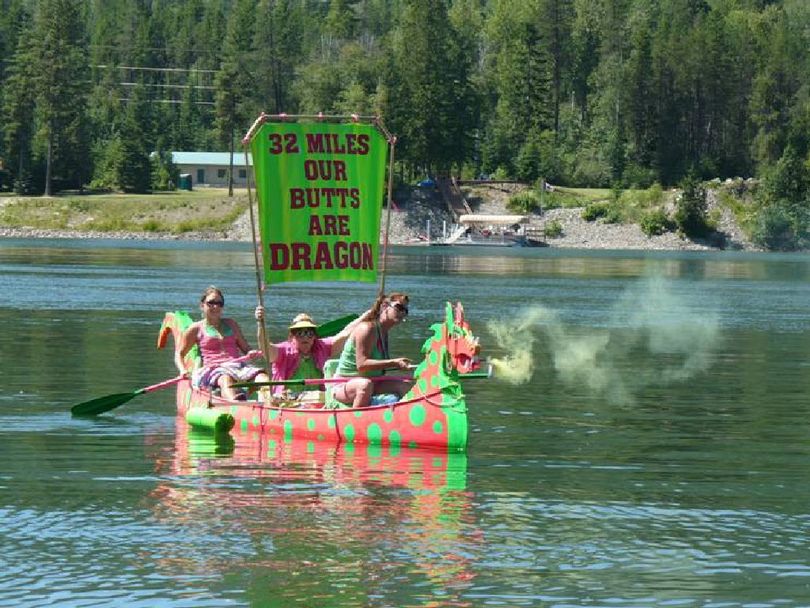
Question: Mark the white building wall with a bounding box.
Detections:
[179,163,250,188]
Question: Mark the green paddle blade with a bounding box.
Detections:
[70,375,183,417]
[317,313,358,338]
[71,392,138,416]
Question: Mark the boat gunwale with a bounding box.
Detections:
[178,379,454,416]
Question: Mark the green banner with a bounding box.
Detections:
[249,121,388,285]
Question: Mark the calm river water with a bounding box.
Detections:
[1,238,810,607]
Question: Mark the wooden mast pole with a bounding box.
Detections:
[376,118,397,299]
[242,114,271,377]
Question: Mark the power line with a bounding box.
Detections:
[118,98,215,106]
[94,64,218,74]
[119,82,215,90]
[89,44,220,55]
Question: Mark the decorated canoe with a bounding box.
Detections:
[157,301,481,452]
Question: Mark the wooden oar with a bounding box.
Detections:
[71,375,187,416]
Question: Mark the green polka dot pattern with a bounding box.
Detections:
[409,404,426,427]
[367,423,383,443]
[343,424,356,442]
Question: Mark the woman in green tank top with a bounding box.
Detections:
[332,292,413,408]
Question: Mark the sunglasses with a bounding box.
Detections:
[389,302,409,316]
[204,300,224,307]
[292,328,316,338]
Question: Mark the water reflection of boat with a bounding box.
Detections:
[171,415,468,491]
[145,417,478,603]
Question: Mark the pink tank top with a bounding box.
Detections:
[197,319,241,367]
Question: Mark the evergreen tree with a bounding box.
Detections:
[175,84,203,150]
[214,0,257,195]
[448,0,484,171]
[674,174,709,238]
[753,144,810,250]
[86,0,127,145]
[325,0,357,41]
[482,1,553,177]
[29,0,89,194]
[749,5,801,170]
[199,0,228,70]
[538,0,574,134]
[764,143,808,205]
[356,0,398,38]
[391,0,475,174]
[585,0,631,185]
[2,9,36,193]
[119,83,153,193]
[171,0,206,68]
[254,0,305,113]
[625,21,656,177]
[569,0,600,123]
[0,0,28,84]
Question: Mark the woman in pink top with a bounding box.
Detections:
[176,286,269,400]
[255,308,370,397]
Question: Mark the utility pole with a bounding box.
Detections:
[226,87,236,197]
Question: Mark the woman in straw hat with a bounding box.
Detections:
[255,308,370,397]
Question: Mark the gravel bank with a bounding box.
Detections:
[0,227,234,241]
[461,184,759,252]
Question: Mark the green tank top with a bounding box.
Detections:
[290,355,320,382]
[335,322,387,377]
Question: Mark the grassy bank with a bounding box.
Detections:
[0,189,248,234]
[0,182,757,249]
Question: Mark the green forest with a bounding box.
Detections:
[1,0,810,247]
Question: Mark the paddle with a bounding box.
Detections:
[70,350,261,417]
[317,313,358,338]
[71,374,187,417]
[70,312,360,417]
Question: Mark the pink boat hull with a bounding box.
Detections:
[176,379,468,452]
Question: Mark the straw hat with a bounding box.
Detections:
[289,313,318,331]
